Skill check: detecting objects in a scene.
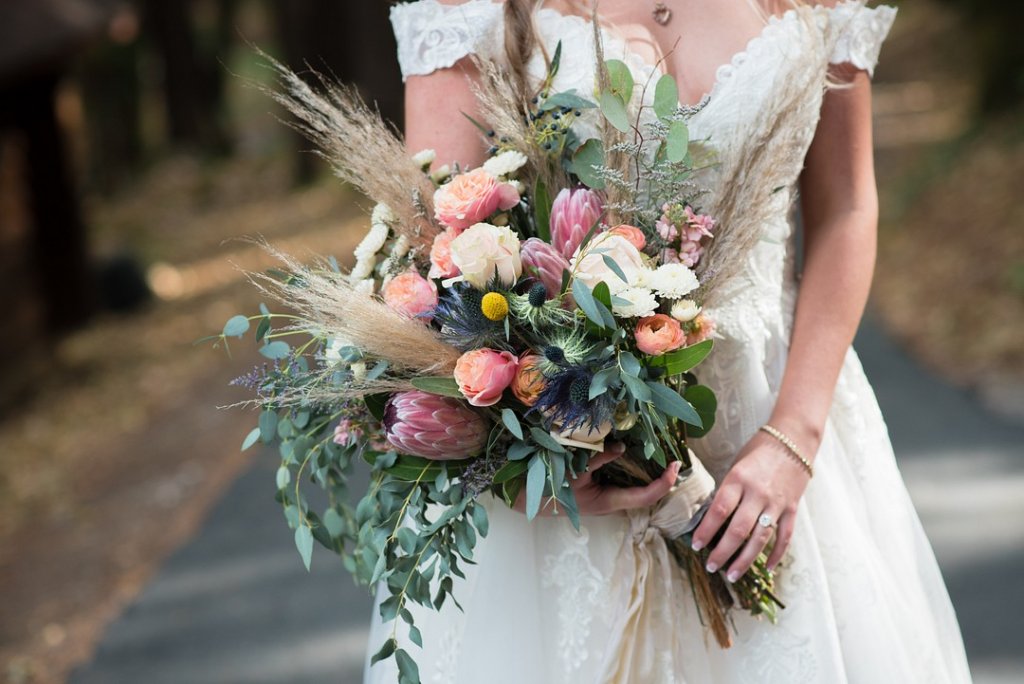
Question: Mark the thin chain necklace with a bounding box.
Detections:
[652,1,673,25]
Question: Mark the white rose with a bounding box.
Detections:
[670,299,701,322]
[647,262,700,299]
[411,149,436,168]
[570,232,646,294]
[482,150,528,178]
[448,222,523,288]
[613,286,659,318]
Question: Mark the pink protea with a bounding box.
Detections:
[550,187,604,259]
[383,391,488,460]
[520,237,569,299]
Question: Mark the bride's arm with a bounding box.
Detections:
[691,69,879,579]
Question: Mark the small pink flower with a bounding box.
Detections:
[453,348,519,407]
[520,238,569,299]
[383,391,488,460]
[433,168,520,231]
[635,314,686,356]
[382,271,438,320]
[550,187,604,259]
[332,419,363,446]
[677,240,703,268]
[656,217,678,243]
[428,228,460,280]
[608,224,646,251]
[684,313,716,346]
[683,206,716,240]
[660,248,681,264]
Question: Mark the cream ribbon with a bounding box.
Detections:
[598,458,717,684]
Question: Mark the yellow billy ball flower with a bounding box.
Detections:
[481,292,510,321]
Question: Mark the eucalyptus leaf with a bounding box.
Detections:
[395,649,420,683]
[684,384,718,438]
[410,376,463,398]
[667,120,690,163]
[493,459,529,484]
[525,454,546,520]
[534,178,552,242]
[646,381,703,427]
[540,90,596,111]
[370,638,397,666]
[601,255,629,285]
[529,426,567,453]
[275,466,291,489]
[223,315,250,338]
[501,408,524,440]
[323,508,345,537]
[295,525,314,570]
[605,59,634,103]
[259,340,291,360]
[241,427,261,451]
[654,74,680,121]
[571,138,606,189]
[572,278,607,329]
[599,90,631,133]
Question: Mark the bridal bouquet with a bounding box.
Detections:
[214,43,781,678]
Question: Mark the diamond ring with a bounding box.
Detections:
[757,513,775,529]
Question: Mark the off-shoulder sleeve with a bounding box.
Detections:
[827,2,897,77]
[390,0,505,82]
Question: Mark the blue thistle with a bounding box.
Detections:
[533,363,616,435]
[431,282,507,351]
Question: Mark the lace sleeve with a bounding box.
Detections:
[390,0,505,82]
[827,2,897,76]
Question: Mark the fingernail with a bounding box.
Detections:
[726,570,739,583]
[691,539,704,551]
[611,442,626,453]
[705,561,718,573]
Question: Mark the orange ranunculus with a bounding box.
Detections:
[511,353,546,406]
[635,314,686,356]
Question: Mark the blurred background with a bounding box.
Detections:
[0,1,1021,683]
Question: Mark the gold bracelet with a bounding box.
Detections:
[759,424,814,478]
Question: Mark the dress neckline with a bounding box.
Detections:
[530,2,827,108]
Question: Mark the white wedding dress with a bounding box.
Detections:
[367,2,974,682]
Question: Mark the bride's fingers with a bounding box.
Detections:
[725,509,781,582]
[766,510,796,571]
[703,498,762,573]
[691,484,741,552]
[604,460,681,512]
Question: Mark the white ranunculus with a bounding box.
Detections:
[448,222,523,288]
[570,232,646,294]
[670,298,701,322]
[646,262,700,299]
[482,150,529,178]
[411,148,436,168]
[612,286,659,318]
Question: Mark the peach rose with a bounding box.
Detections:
[635,314,686,356]
[433,168,520,231]
[428,228,459,280]
[608,224,646,251]
[511,353,546,406]
[382,272,438,321]
[453,348,519,407]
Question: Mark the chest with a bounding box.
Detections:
[544,0,777,106]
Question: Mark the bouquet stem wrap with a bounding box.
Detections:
[599,457,729,683]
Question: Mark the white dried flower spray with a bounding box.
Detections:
[411,149,436,168]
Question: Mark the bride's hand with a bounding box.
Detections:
[514,442,681,516]
[690,429,814,581]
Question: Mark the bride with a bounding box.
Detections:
[367,1,973,681]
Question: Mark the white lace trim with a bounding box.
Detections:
[390,0,503,81]
[827,3,897,76]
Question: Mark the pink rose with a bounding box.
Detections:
[433,168,520,231]
[608,224,646,251]
[429,228,460,279]
[382,271,438,320]
[453,348,519,407]
[635,314,686,356]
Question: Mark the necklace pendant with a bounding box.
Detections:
[652,2,672,26]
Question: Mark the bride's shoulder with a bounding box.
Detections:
[390,0,506,81]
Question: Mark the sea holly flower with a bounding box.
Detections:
[382,391,488,460]
[550,187,604,258]
[433,168,520,231]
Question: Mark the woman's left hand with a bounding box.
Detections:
[690,428,816,582]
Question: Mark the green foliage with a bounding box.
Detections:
[570,138,606,189]
[409,376,463,398]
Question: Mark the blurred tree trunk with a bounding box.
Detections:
[273,0,404,184]
[141,0,231,152]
